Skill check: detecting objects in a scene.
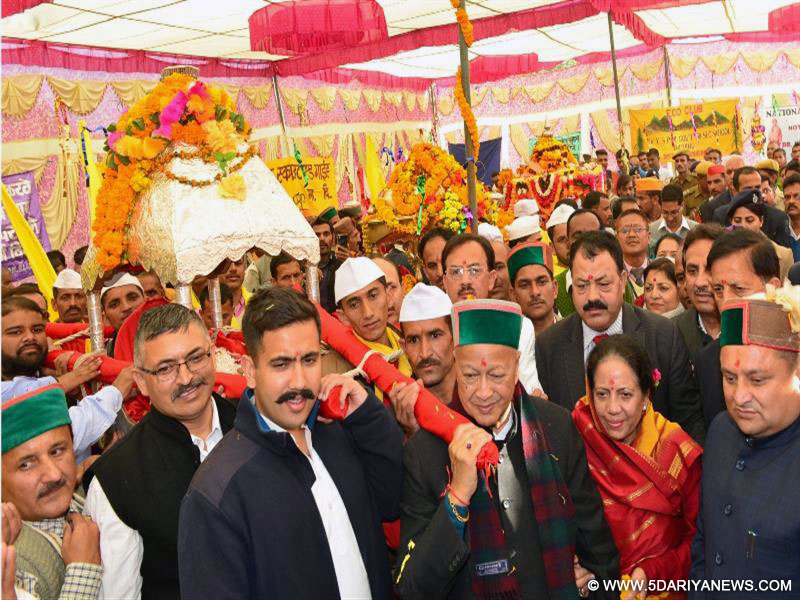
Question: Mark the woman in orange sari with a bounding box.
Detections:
[573,335,702,598]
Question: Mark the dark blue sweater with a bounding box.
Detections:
[178,389,403,600]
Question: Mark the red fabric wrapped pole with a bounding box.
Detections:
[316,304,499,471]
[46,323,115,339]
[44,349,249,413]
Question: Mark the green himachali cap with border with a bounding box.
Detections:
[720,298,800,352]
[507,241,554,284]
[452,299,523,349]
[2,384,71,454]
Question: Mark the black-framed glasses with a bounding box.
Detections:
[138,349,212,382]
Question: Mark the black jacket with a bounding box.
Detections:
[395,394,619,599]
[178,390,404,600]
[535,304,705,443]
[86,394,237,600]
[699,190,731,224]
[695,340,726,430]
[672,308,713,365]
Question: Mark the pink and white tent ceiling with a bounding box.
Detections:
[3,0,800,86]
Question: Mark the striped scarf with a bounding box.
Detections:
[454,385,578,600]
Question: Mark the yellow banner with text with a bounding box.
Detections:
[267,157,337,216]
[629,100,740,161]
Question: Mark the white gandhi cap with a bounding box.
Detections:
[399,283,453,323]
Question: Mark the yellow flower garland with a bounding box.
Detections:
[371,142,493,238]
[93,74,252,271]
[450,0,479,163]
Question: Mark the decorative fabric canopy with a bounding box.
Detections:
[249,0,388,55]
[2,0,797,84]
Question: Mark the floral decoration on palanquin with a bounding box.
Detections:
[92,74,253,271]
[372,142,498,236]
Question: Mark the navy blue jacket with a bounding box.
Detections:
[178,390,404,600]
[690,412,800,597]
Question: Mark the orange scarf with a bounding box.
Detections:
[573,397,701,586]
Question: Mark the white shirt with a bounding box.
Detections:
[259,411,372,600]
[85,400,224,600]
[518,316,542,394]
[189,399,223,461]
[582,309,624,363]
[1,376,123,463]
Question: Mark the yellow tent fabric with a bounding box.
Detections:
[364,134,385,202]
[2,184,57,304]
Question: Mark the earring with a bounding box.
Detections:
[642,402,647,414]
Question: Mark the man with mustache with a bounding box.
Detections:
[334,257,412,403]
[691,294,800,590]
[535,231,705,443]
[673,223,724,363]
[83,304,236,599]
[1,296,133,462]
[100,272,145,357]
[508,242,560,335]
[441,233,542,394]
[554,208,631,318]
[51,268,88,323]
[2,385,104,599]
[178,287,403,600]
[391,283,455,436]
[395,299,619,599]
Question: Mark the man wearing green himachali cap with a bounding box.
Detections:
[397,299,619,599]
[508,241,560,336]
[2,384,103,599]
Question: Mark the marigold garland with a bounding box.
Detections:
[371,142,493,239]
[93,73,253,271]
[449,0,479,164]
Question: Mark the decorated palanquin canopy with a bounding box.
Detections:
[497,131,603,224]
[81,67,319,289]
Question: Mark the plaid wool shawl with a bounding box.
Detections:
[453,385,578,600]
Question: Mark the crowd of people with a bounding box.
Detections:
[3,140,800,600]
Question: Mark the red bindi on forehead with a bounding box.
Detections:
[735,359,740,368]
[480,358,487,368]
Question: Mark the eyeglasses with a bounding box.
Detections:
[138,349,212,382]
[446,265,486,280]
[619,226,646,235]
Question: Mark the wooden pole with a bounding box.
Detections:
[429,82,440,146]
[607,12,625,150]
[458,0,478,234]
[663,45,673,107]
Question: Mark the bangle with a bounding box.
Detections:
[446,485,469,507]
[446,494,469,523]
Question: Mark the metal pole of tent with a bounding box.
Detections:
[207,277,223,330]
[458,0,478,234]
[607,12,625,151]
[663,45,673,107]
[272,73,291,158]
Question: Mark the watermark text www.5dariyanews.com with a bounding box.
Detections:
[587,578,793,594]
